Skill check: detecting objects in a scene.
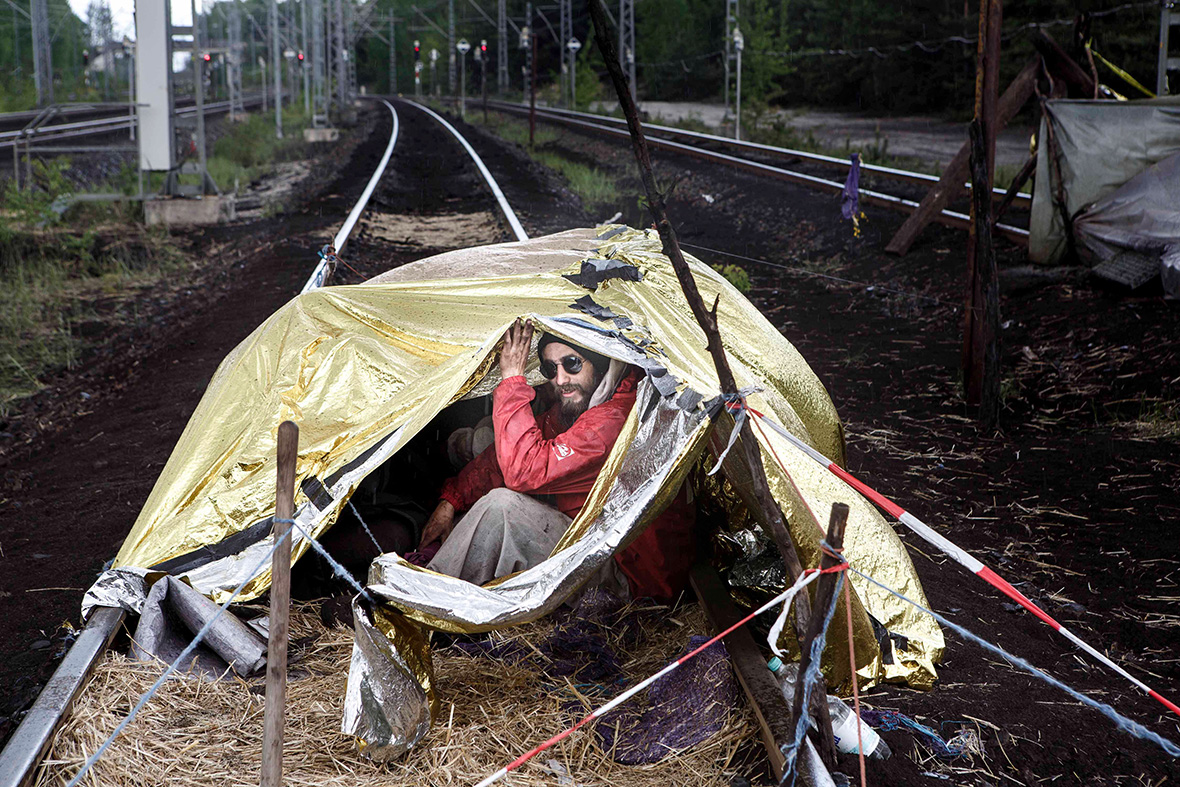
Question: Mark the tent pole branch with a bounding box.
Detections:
[587,0,836,762]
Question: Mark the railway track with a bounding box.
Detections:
[483,99,1030,246]
[0,97,527,787]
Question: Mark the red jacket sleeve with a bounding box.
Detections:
[492,375,630,497]
[439,442,504,512]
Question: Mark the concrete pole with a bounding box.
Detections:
[333,0,346,109]
[560,0,569,106]
[389,15,396,94]
[30,0,52,106]
[192,0,209,187]
[270,0,283,138]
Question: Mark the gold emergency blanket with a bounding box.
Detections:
[105,226,943,758]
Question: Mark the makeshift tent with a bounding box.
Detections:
[85,226,943,760]
[1029,96,1180,294]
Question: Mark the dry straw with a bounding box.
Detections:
[37,602,757,787]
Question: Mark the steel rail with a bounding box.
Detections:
[487,100,1030,209]
[0,99,406,787]
[0,99,265,149]
[486,101,1028,245]
[405,99,529,242]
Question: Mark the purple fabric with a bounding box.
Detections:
[841,153,861,221]
[593,635,739,764]
[450,590,739,764]
[404,541,440,567]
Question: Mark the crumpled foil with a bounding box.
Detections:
[81,567,158,620]
[341,597,436,761]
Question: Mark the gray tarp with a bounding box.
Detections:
[1029,97,1180,269]
[1073,154,1180,297]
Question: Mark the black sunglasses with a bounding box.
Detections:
[539,355,584,379]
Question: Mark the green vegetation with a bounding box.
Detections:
[206,109,313,195]
[474,112,622,214]
[712,263,752,293]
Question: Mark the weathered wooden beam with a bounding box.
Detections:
[969,120,1002,428]
[1032,29,1097,98]
[690,565,835,787]
[885,56,1038,257]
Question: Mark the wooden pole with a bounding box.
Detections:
[261,420,298,787]
[586,0,836,763]
[788,504,849,767]
[969,120,1002,430]
[962,0,1002,407]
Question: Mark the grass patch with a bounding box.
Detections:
[472,111,622,214]
[206,109,312,195]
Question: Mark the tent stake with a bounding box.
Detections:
[261,421,298,787]
[586,0,836,763]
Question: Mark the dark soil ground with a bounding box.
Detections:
[2,100,1178,785]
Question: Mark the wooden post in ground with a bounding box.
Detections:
[261,420,298,787]
[587,0,836,765]
[884,55,1036,257]
[962,0,1002,408]
[788,504,849,770]
[969,120,1002,429]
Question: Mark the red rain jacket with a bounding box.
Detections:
[439,369,695,601]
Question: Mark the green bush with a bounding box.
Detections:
[712,263,752,293]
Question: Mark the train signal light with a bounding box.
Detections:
[480,40,487,54]
[414,39,420,55]
[203,52,211,62]
[297,51,304,61]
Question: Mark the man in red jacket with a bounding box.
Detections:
[419,318,695,601]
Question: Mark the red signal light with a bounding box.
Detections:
[297,51,304,61]
[203,53,211,62]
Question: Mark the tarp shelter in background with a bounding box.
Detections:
[86,227,944,761]
[1029,97,1180,295]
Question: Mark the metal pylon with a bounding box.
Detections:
[724,0,738,116]
[618,0,636,97]
[1159,0,1178,96]
[560,0,571,105]
[498,0,508,92]
[311,0,328,125]
[228,2,245,119]
[448,0,456,93]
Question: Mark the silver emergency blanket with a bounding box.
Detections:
[1029,97,1180,266]
[130,575,267,679]
[81,567,154,620]
[1073,153,1180,297]
[344,382,710,758]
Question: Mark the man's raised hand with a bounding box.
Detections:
[499,317,534,380]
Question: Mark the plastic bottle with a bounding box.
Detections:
[767,656,891,760]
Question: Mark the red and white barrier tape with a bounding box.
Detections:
[472,567,835,787]
[738,404,1180,719]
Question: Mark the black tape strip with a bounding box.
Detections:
[301,476,334,510]
[151,517,274,575]
[597,226,629,241]
[569,295,634,330]
[325,430,396,489]
[563,258,643,290]
[676,388,705,411]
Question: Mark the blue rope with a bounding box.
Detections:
[66,525,295,787]
[292,519,374,603]
[347,500,386,556]
[780,569,845,786]
[849,567,1180,759]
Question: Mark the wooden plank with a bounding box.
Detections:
[690,565,834,786]
[261,421,298,787]
[885,55,1038,257]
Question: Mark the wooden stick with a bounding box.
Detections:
[962,0,1002,408]
[788,504,849,769]
[587,0,837,761]
[261,420,298,787]
[884,56,1038,257]
[1032,29,1097,98]
[969,120,1002,429]
[993,151,1037,224]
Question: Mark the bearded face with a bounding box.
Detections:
[541,342,602,428]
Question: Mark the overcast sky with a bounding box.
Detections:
[65,0,198,40]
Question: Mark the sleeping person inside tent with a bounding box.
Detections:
[88,227,944,760]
